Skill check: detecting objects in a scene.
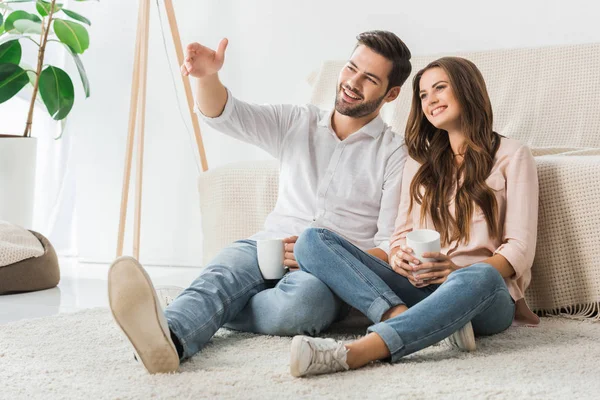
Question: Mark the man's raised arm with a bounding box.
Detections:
[181,38,229,118]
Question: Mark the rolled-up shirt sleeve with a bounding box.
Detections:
[494,145,539,279]
[194,88,300,159]
[388,158,419,256]
[373,146,408,254]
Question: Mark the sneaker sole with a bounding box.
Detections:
[108,256,179,374]
[290,336,306,378]
[454,321,477,352]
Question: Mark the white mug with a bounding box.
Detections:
[405,229,441,278]
[257,239,287,280]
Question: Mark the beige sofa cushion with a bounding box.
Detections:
[197,155,600,317]
[198,160,279,265]
[526,151,600,315]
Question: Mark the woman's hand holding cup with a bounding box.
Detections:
[394,229,456,287]
[390,246,430,288]
[411,252,460,284]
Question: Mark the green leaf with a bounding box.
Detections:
[0,25,5,36]
[36,1,49,17]
[4,10,41,32]
[53,18,88,54]
[35,1,50,17]
[0,13,4,27]
[60,9,90,26]
[60,42,89,97]
[38,65,74,120]
[36,0,63,17]
[0,63,29,103]
[13,19,43,34]
[0,40,22,64]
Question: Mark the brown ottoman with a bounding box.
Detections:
[0,231,60,295]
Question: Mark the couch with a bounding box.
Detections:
[197,43,600,319]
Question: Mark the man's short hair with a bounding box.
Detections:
[356,30,412,91]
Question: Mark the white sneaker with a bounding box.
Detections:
[155,285,185,310]
[290,336,349,377]
[108,256,180,374]
[444,321,476,352]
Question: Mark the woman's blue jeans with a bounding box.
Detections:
[295,228,515,362]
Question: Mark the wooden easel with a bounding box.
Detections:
[116,0,209,258]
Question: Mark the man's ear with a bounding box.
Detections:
[385,86,401,103]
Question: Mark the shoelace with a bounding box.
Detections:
[446,334,459,348]
[307,340,348,373]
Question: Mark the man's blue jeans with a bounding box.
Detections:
[164,239,344,360]
[295,228,515,362]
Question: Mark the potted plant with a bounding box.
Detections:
[0,0,94,228]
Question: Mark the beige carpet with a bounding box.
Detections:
[1,309,599,399]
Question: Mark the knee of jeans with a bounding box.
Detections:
[478,263,506,286]
[201,261,260,285]
[269,274,338,336]
[451,263,504,288]
[295,228,323,270]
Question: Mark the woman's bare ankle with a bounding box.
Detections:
[381,304,408,321]
[345,344,372,369]
[345,333,391,369]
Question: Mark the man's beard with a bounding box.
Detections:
[335,86,386,118]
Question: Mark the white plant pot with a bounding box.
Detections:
[0,136,38,229]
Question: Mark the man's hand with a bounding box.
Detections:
[181,39,229,78]
[283,236,299,271]
[390,246,430,288]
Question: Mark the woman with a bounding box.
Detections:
[290,57,540,377]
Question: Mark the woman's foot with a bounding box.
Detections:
[290,336,349,377]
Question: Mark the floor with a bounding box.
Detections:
[0,257,202,325]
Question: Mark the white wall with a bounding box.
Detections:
[63,0,599,266]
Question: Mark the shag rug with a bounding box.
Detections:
[1,308,599,399]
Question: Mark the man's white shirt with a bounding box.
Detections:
[195,89,407,254]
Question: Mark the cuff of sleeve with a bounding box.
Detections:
[376,240,390,255]
[388,242,402,264]
[193,87,234,123]
[387,240,406,258]
[494,244,525,279]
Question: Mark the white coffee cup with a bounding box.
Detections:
[257,239,287,280]
[405,229,441,278]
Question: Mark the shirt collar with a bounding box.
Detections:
[318,110,386,139]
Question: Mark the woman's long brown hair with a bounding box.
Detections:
[405,57,501,246]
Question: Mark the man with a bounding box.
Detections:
[108,30,412,374]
